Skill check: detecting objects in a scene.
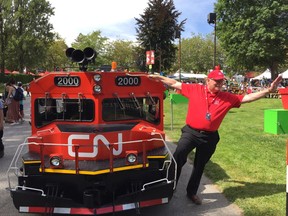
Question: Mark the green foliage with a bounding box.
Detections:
[176,34,226,73]
[1,0,286,76]
[135,0,186,72]
[0,74,35,85]
[164,98,286,215]
[1,0,55,72]
[215,0,288,78]
[43,39,69,71]
[71,31,110,67]
[105,40,138,71]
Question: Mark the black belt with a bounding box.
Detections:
[187,125,216,134]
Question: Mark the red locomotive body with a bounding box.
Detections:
[7,48,176,215]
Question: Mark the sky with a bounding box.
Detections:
[48,0,216,46]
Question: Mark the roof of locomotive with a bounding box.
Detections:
[29,70,166,96]
[30,47,166,95]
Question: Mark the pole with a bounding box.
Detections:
[170,100,173,130]
[213,19,216,67]
[179,34,181,82]
[213,19,216,68]
[286,140,288,216]
[208,12,217,68]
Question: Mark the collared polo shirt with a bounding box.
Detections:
[181,83,244,131]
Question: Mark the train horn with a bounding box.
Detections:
[84,47,97,60]
[66,47,75,59]
[66,47,97,71]
[71,49,85,63]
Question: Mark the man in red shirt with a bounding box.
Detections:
[149,66,282,205]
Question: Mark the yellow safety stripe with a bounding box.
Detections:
[23,160,41,164]
[147,155,166,159]
[39,163,149,175]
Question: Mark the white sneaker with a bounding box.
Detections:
[10,122,20,126]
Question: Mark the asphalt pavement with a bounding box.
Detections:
[0,96,243,216]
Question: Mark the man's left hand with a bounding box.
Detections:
[269,75,282,93]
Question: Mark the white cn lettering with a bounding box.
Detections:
[113,133,123,155]
[68,134,98,158]
[68,133,123,158]
[94,133,123,156]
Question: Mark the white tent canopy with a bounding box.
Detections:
[281,69,288,79]
[251,69,271,80]
[173,72,207,79]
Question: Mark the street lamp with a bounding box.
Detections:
[207,13,216,67]
[175,28,181,82]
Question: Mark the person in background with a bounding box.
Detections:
[3,84,8,121]
[5,77,20,125]
[0,97,4,158]
[25,84,30,97]
[5,79,15,123]
[17,82,25,123]
[149,66,282,205]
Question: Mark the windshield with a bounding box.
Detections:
[102,96,160,124]
[35,98,94,127]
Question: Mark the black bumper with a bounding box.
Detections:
[11,181,174,215]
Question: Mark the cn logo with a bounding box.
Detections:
[68,133,123,158]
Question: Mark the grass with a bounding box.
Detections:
[164,96,286,216]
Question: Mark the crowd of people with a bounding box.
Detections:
[0,77,27,158]
[3,77,26,125]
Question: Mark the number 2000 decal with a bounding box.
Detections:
[54,76,80,87]
[115,76,141,86]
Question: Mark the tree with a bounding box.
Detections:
[8,0,55,73]
[174,33,225,74]
[0,5,5,74]
[105,39,137,71]
[0,1,14,74]
[71,31,109,68]
[215,0,288,79]
[43,39,69,71]
[135,0,186,73]
[70,31,141,71]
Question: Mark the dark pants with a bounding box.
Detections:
[0,130,3,151]
[173,125,219,195]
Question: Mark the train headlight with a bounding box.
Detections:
[49,154,63,168]
[93,74,101,82]
[126,151,138,165]
[93,85,102,94]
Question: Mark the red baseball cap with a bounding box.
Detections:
[208,65,225,80]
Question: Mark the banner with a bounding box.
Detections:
[146,50,155,65]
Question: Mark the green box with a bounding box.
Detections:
[264,109,288,134]
[170,93,188,104]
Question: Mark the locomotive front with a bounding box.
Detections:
[7,48,176,215]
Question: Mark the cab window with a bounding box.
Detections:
[102,97,160,124]
[35,98,94,127]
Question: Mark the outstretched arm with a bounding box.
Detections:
[242,75,282,104]
[148,74,182,90]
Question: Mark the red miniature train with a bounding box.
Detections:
[7,47,176,215]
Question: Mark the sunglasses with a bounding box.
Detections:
[210,78,225,84]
